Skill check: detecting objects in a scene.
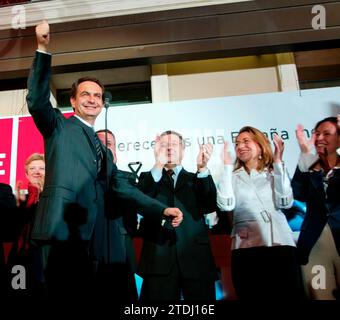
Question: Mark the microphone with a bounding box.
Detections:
[104,91,112,108]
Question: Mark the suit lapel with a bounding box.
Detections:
[69,116,97,158]
[68,117,115,175]
[175,168,189,192]
[309,170,327,204]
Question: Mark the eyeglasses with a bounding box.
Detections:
[160,142,182,148]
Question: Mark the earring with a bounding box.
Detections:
[258,154,262,160]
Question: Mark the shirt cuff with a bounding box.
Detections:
[223,164,234,174]
[36,49,51,55]
[197,168,210,178]
[298,153,319,172]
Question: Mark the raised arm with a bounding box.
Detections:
[196,143,213,173]
[272,134,293,208]
[26,20,58,138]
[195,143,217,213]
[217,142,235,211]
[295,124,318,172]
[138,135,167,195]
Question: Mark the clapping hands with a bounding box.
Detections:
[296,124,315,154]
[154,135,168,169]
[273,133,285,163]
[197,143,213,172]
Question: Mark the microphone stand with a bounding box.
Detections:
[128,162,142,184]
[104,95,111,266]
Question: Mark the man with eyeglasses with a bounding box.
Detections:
[137,130,217,300]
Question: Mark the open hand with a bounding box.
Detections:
[154,135,168,169]
[197,143,213,171]
[273,133,285,163]
[296,124,315,154]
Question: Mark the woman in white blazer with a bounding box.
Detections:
[217,126,305,300]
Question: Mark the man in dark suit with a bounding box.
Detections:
[26,21,183,299]
[94,129,139,301]
[0,183,17,244]
[0,183,20,295]
[138,131,217,300]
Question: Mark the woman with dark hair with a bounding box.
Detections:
[217,126,304,300]
[292,115,340,300]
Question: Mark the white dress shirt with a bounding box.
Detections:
[151,165,209,186]
[217,163,296,249]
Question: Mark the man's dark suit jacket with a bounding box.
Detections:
[26,51,167,244]
[90,170,139,300]
[292,166,340,265]
[0,183,18,293]
[0,183,18,242]
[138,169,217,280]
[93,170,138,270]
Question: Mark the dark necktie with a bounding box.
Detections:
[164,169,176,239]
[94,132,103,173]
[166,169,174,185]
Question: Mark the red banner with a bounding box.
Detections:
[0,118,13,184]
[0,112,74,188]
[15,116,45,188]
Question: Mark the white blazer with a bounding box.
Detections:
[217,163,296,249]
